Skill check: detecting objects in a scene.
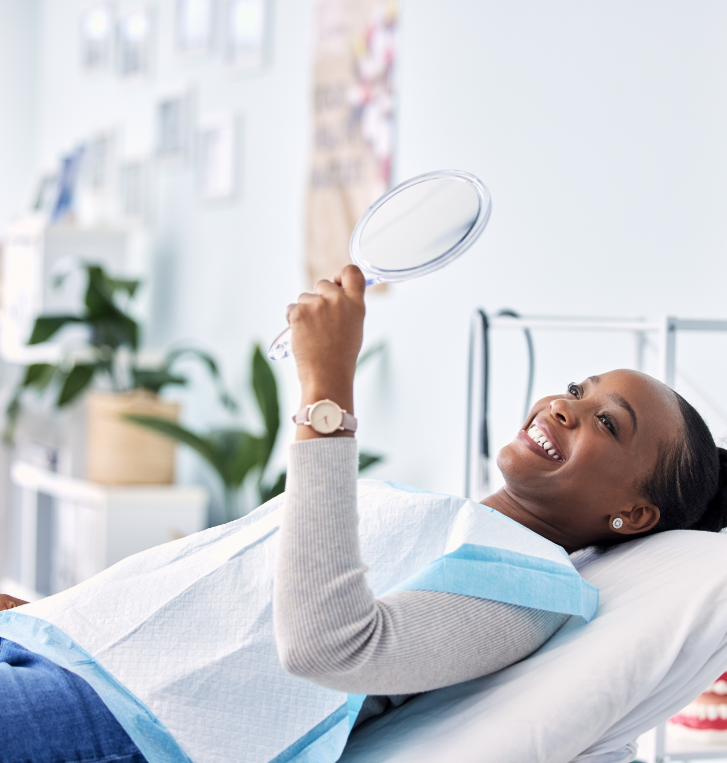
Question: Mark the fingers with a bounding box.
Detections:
[286,266,364,325]
[336,265,366,297]
[313,279,340,297]
[286,291,323,323]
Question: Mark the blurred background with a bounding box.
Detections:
[1,0,727,603]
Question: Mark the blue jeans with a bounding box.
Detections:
[0,639,148,763]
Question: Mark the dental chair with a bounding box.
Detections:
[339,529,727,763]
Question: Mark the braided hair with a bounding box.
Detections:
[638,391,727,533]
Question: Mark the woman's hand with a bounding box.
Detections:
[287,265,366,438]
[0,594,28,610]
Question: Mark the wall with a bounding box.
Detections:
[0,0,39,231]
[4,0,727,518]
[0,0,40,574]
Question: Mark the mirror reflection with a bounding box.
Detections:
[357,177,481,272]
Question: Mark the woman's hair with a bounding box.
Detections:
[639,391,727,533]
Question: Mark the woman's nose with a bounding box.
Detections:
[550,397,578,428]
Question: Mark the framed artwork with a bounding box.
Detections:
[225,0,269,72]
[156,92,192,161]
[176,0,216,56]
[119,159,151,220]
[83,132,116,192]
[196,112,236,200]
[117,7,153,78]
[79,3,113,70]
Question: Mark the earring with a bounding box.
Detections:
[612,517,624,530]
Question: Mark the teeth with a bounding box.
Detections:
[527,426,561,460]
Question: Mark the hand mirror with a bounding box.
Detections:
[268,169,492,360]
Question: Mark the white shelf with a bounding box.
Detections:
[9,461,209,596]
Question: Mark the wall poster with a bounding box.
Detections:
[306,0,397,287]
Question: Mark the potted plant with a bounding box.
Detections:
[129,345,384,522]
[5,262,235,485]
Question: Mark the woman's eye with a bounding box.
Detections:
[598,414,616,435]
[567,383,580,399]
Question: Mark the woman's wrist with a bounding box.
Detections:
[296,384,355,440]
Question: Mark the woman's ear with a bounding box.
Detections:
[613,502,661,535]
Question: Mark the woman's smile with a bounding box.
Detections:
[527,418,566,460]
[516,429,566,464]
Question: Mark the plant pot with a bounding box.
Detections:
[86,390,179,485]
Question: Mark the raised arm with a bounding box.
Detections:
[273,266,567,696]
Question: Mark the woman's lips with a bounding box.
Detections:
[517,430,563,463]
[530,418,565,461]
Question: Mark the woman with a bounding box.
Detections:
[1,265,726,762]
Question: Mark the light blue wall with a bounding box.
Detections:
[3,0,727,514]
[0,0,39,231]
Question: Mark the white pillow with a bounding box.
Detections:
[340,529,727,763]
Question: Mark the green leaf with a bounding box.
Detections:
[227,432,265,489]
[132,369,187,394]
[28,315,82,344]
[89,313,139,350]
[106,277,141,299]
[3,393,22,444]
[82,267,140,350]
[125,415,229,483]
[22,363,57,391]
[359,451,384,472]
[260,470,287,504]
[84,265,118,317]
[251,345,280,464]
[57,364,96,406]
[166,348,238,411]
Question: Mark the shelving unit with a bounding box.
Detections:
[7,461,208,598]
[0,215,129,363]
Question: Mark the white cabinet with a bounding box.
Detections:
[6,461,209,598]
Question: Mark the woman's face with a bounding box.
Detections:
[495,369,682,552]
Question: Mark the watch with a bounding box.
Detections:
[293,400,358,435]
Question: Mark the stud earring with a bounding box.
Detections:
[612,517,624,530]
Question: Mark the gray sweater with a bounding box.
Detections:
[273,438,568,726]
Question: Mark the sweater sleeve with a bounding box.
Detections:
[273,438,568,696]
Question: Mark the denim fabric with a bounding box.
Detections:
[0,638,148,763]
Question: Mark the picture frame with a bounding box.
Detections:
[196,112,236,200]
[176,0,216,57]
[224,0,270,72]
[156,91,192,162]
[117,7,153,78]
[79,3,113,71]
[119,158,152,221]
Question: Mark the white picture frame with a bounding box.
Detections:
[79,3,113,71]
[116,7,153,78]
[225,0,270,72]
[196,112,236,200]
[176,0,216,57]
[156,91,192,162]
[119,158,151,221]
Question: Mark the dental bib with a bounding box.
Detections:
[0,480,598,763]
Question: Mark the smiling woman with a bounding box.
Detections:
[2,269,727,763]
[493,370,727,554]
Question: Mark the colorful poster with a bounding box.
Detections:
[306,0,397,286]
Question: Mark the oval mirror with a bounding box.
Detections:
[269,170,491,360]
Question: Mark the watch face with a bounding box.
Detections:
[309,400,343,434]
